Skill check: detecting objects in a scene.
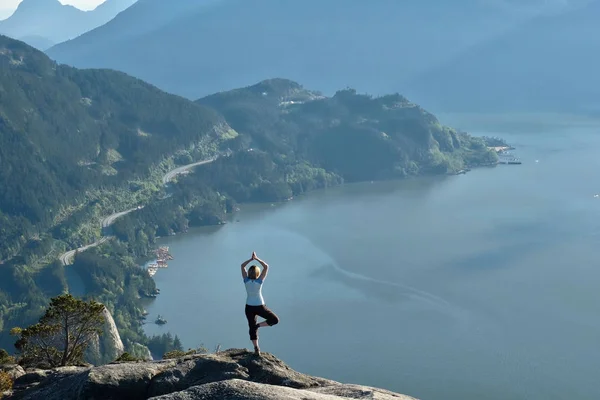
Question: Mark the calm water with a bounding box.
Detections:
[143,114,600,400]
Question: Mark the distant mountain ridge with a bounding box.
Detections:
[0,0,137,50]
[47,0,557,100]
[404,0,600,113]
[50,0,219,52]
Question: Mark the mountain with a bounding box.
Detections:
[47,0,557,100]
[62,0,220,43]
[0,0,137,50]
[404,0,600,113]
[0,34,228,264]
[197,78,498,184]
[3,349,417,399]
[0,33,232,353]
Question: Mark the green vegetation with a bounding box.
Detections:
[111,149,341,252]
[110,340,205,362]
[0,38,498,359]
[0,349,15,364]
[199,80,498,181]
[113,352,143,363]
[0,35,224,263]
[0,370,12,396]
[481,135,512,148]
[11,294,105,367]
[163,347,208,360]
[147,333,184,359]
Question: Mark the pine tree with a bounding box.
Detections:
[173,335,183,352]
[11,294,105,367]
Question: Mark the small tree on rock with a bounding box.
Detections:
[12,294,105,367]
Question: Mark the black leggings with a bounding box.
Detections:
[245,304,279,340]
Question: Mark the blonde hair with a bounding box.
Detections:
[248,265,261,280]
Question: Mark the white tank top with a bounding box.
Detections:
[244,277,265,306]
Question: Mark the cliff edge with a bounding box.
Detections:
[3,348,417,399]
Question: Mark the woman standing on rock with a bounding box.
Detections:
[241,251,279,356]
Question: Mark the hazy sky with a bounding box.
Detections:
[0,0,106,19]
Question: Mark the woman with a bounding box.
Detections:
[241,251,279,355]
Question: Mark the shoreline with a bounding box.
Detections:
[57,156,219,266]
[488,145,515,153]
[141,157,504,279]
[59,136,508,269]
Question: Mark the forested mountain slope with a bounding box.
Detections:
[0,34,228,264]
[198,79,497,183]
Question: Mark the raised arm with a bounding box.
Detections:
[255,256,269,281]
[241,257,252,280]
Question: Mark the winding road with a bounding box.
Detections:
[161,157,216,185]
[59,237,112,266]
[101,206,143,229]
[58,157,217,266]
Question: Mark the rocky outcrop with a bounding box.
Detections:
[1,365,25,381]
[100,307,125,360]
[87,307,125,365]
[151,379,415,400]
[131,342,154,361]
[14,366,87,392]
[5,349,417,400]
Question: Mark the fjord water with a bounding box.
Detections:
[144,114,600,400]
